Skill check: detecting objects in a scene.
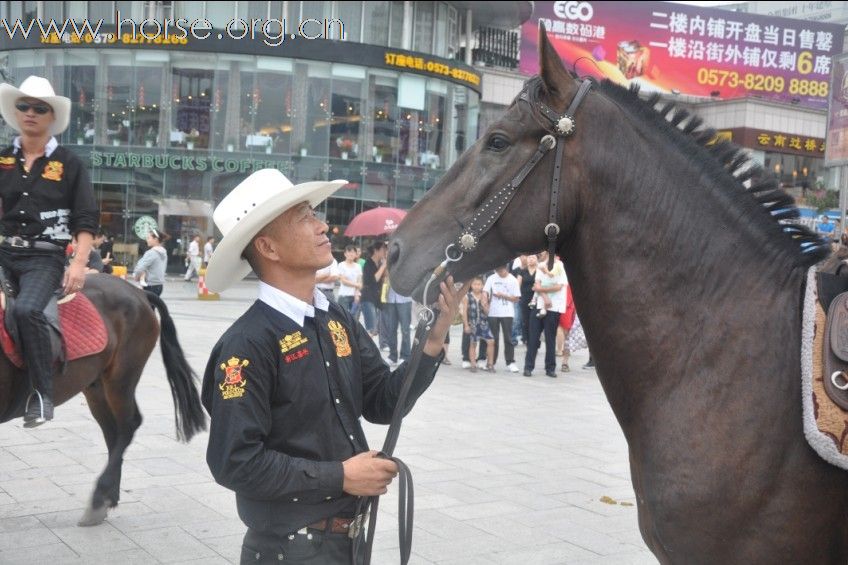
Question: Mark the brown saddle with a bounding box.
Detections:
[818,270,848,410]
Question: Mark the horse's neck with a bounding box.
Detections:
[566,200,805,433]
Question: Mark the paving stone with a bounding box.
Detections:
[125,526,218,563]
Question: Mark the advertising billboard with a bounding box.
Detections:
[520,1,844,109]
[825,53,848,166]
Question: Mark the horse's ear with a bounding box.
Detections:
[538,23,574,95]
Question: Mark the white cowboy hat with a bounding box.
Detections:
[205,169,347,292]
[0,75,71,136]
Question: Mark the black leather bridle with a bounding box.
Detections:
[455,79,594,269]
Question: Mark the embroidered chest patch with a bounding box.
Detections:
[280,331,308,353]
[284,348,309,363]
[219,356,249,400]
[328,320,352,358]
[0,156,14,169]
[42,161,63,181]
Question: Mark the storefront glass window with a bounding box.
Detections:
[103,52,134,147]
[254,57,294,155]
[336,2,361,41]
[170,53,217,149]
[61,50,97,145]
[362,2,388,46]
[133,52,167,147]
[206,2,234,28]
[413,2,434,54]
[304,62,331,158]
[330,65,365,160]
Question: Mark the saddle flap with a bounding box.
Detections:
[828,293,848,363]
[817,271,848,313]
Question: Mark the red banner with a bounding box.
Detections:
[520,1,844,109]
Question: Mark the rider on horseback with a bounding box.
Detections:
[0,76,98,426]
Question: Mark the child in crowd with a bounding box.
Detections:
[461,276,495,373]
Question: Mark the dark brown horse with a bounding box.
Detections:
[0,274,206,526]
[389,27,848,563]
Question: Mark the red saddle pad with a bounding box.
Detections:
[0,292,108,368]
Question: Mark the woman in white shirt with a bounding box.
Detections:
[337,245,363,319]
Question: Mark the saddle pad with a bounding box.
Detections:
[802,266,848,470]
[0,292,107,368]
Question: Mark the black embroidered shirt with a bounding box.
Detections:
[0,137,98,244]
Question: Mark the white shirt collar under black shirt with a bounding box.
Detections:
[12,136,58,157]
[258,281,330,328]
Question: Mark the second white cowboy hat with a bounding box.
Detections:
[0,75,71,136]
[205,169,348,292]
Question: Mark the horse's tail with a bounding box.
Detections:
[146,291,207,442]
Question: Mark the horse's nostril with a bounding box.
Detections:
[388,241,401,266]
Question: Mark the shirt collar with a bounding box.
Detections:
[13,136,58,157]
[258,282,329,327]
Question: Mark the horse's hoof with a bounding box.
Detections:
[77,504,108,527]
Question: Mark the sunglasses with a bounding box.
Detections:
[15,102,52,115]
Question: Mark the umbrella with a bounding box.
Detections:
[344,207,407,237]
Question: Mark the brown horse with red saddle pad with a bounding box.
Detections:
[0,273,206,526]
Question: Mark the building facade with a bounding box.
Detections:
[0,1,529,267]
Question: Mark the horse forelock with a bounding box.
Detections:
[592,79,831,269]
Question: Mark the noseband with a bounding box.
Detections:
[454,79,593,269]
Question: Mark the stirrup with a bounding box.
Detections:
[23,391,52,427]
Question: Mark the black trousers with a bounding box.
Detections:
[0,247,64,398]
[524,310,560,373]
[487,316,514,365]
[519,299,532,345]
[241,527,361,564]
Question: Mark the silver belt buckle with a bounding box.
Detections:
[7,236,27,248]
[348,513,367,540]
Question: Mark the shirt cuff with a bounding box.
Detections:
[316,461,345,498]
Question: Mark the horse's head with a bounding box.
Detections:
[390,26,600,301]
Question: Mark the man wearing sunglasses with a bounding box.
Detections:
[0,76,98,426]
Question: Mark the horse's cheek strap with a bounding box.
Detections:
[546,139,565,270]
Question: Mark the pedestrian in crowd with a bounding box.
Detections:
[515,254,538,347]
[383,281,412,368]
[184,234,202,281]
[203,236,215,266]
[484,264,521,373]
[337,244,362,318]
[818,215,836,242]
[462,276,495,373]
[558,284,576,372]
[133,228,168,297]
[93,229,112,274]
[524,252,567,378]
[0,75,98,426]
[361,241,387,338]
[65,239,103,274]
[200,169,467,564]
[510,255,527,346]
[315,255,339,302]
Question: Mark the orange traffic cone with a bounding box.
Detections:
[197,267,220,301]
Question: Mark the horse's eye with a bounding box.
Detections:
[486,134,511,152]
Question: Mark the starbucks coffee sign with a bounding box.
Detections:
[90,151,290,173]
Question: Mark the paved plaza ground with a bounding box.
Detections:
[0,278,656,564]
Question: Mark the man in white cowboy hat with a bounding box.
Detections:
[202,168,467,564]
[0,75,98,426]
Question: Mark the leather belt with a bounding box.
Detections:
[1,236,64,251]
[306,516,356,535]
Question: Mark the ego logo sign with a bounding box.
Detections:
[553,1,593,21]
